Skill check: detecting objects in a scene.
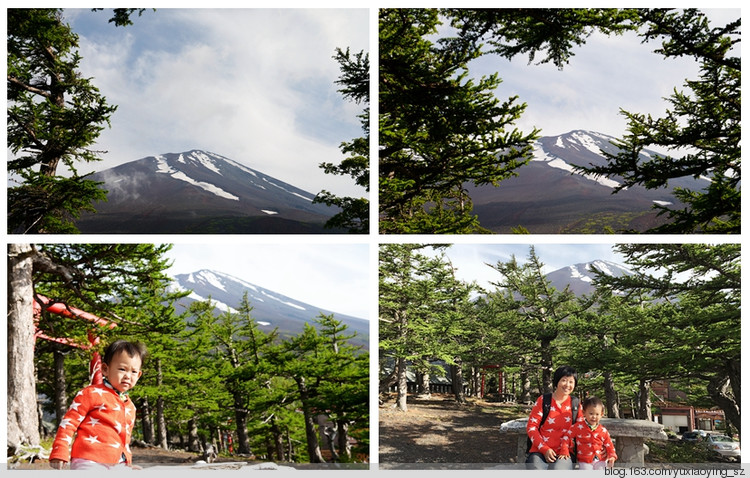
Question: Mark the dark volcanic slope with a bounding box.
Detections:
[76,150,342,234]
[471,131,709,233]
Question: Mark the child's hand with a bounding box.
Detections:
[606,457,616,468]
[49,459,66,470]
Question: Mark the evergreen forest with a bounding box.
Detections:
[379,243,740,437]
[8,244,369,465]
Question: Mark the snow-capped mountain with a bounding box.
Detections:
[172,269,369,349]
[75,150,342,233]
[470,130,710,233]
[545,260,633,297]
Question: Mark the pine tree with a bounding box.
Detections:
[379,9,539,233]
[7,243,177,452]
[314,48,370,234]
[186,293,276,456]
[592,243,740,433]
[7,9,116,233]
[486,246,592,393]
[574,9,741,233]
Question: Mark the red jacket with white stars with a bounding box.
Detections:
[49,382,136,465]
[526,394,579,456]
[569,416,618,464]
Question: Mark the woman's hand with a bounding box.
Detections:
[544,448,557,463]
[49,459,66,470]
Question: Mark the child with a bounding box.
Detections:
[49,340,146,470]
[570,396,617,470]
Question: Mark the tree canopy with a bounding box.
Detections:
[314,48,370,234]
[379,243,741,436]
[379,8,740,233]
[8,244,369,464]
[7,9,116,233]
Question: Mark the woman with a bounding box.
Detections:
[526,365,581,470]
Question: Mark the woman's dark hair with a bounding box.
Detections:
[552,365,577,389]
[103,339,147,365]
[583,396,604,411]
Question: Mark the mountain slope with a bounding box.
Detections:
[471,130,710,233]
[172,269,369,349]
[75,150,343,234]
[545,259,633,297]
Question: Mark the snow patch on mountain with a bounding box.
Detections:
[154,154,239,201]
[262,178,314,202]
[262,210,279,215]
[569,131,617,155]
[531,143,622,189]
[261,290,306,310]
[188,271,227,292]
[568,265,593,283]
[588,260,633,277]
[186,290,237,313]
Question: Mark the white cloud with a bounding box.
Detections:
[69,8,368,198]
[465,12,735,139]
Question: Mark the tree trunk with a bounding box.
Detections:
[637,378,652,421]
[324,425,339,462]
[379,365,398,394]
[396,357,408,411]
[286,429,294,462]
[417,370,431,396]
[519,364,531,403]
[271,418,285,462]
[188,414,201,452]
[7,243,41,450]
[540,338,554,393]
[295,376,325,463]
[337,420,351,461]
[233,392,252,455]
[265,438,275,462]
[707,369,741,436]
[155,358,168,449]
[53,347,68,426]
[140,397,155,444]
[604,371,620,418]
[451,362,466,404]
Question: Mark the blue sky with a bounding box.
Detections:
[419,243,628,293]
[60,8,369,198]
[450,9,741,141]
[164,241,371,320]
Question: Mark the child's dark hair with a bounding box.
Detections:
[583,396,604,411]
[103,339,147,365]
[552,365,577,389]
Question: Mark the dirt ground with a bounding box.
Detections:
[379,393,527,466]
[7,445,257,470]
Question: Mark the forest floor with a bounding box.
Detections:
[378,393,530,467]
[378,393,739,468]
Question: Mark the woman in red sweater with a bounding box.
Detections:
[526,365,581,470]
[49,340,146,470]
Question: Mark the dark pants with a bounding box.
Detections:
[526,452,575,470]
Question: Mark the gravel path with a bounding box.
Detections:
[379,394,528,466]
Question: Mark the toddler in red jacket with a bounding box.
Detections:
[570,396,617,469]
[49,340,146,470]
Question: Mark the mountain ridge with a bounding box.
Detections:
[471,130,710,233]
[171,269,369,350]
[75,150,343,234]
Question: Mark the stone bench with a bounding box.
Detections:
[499,417,668,465]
